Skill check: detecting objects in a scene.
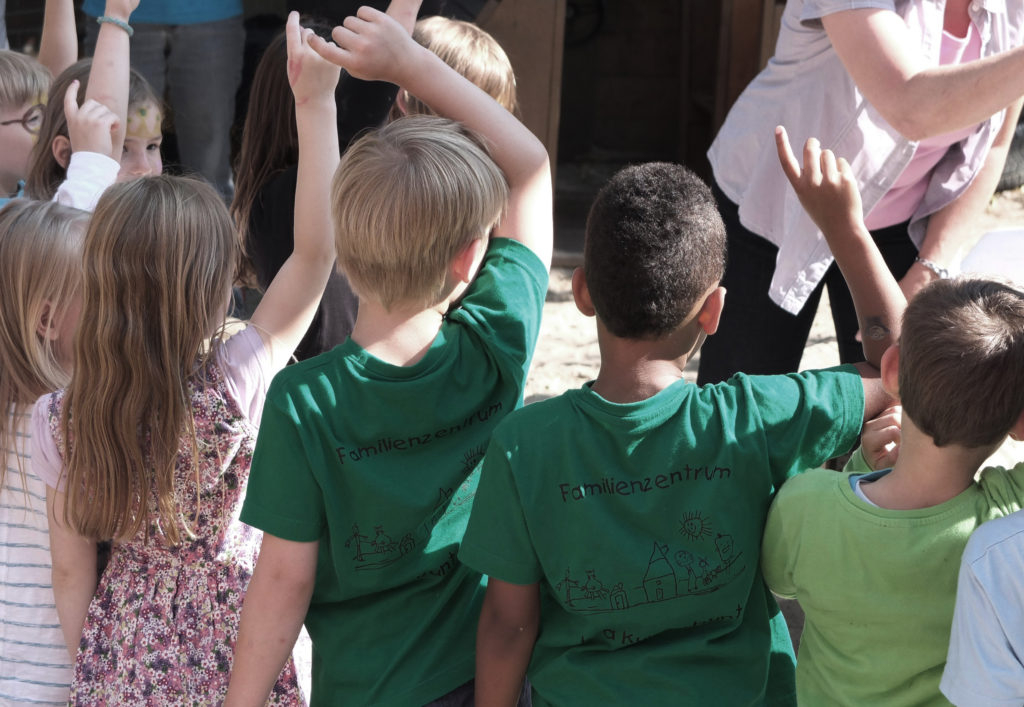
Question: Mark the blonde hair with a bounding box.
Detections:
[395,16,518,118]
[0,200,87,488]
[332,115,508,310]
[0,50,50,110]
[61,176,237,544]
[25,59,161,200]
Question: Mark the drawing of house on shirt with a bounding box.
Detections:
[642,542,678,603]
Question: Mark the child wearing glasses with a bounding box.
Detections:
[0,51,49,206]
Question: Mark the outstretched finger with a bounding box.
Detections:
[385,0,421,34]
[63,79,81,122]
[803,137,822,185]
[775,125,801,185]
[285,11,301,58]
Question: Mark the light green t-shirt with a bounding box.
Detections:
[240,239,548,707]
[762,457,1024,706]
[460,366,864,706]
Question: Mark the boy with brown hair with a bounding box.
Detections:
[458,147,896,705]
[224,3,551,705]
[761,132,1024,705]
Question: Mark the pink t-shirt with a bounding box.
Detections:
[865,21,983,230]
[32,326,271,490]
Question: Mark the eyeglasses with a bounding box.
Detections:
[0,103,44,135]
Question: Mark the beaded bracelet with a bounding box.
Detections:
[914,256,950,279]
[97,15,134,37]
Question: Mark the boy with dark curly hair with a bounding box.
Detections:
[459,157,895,705]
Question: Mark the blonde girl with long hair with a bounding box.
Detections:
[0,200,87,705]
[32,12,340,704]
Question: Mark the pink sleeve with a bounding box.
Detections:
[30,394,66,491]
[218,326,275,426]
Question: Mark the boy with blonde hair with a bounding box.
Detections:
[0,51,50,205]
[225,2,551,705]
[761,131,1024,705]
[459,144,896,704]
[394,15,517,117]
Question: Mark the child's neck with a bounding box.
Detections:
[590,323,703,404]
[860,417,995,510]
[351,299,446,367]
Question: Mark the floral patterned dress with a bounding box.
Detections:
[40,334,304,706]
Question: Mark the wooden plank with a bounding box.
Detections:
[481,0,567,166]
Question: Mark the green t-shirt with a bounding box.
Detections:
[459,366,864,706]
[762,455,1024,706]
[240,239,548,707]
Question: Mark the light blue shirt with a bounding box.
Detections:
[82,0,242,25]
[709,0,1024,314]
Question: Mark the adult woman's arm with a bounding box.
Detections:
[823,9,1024,140]
[900,97,1024,300]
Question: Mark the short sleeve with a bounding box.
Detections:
[448,239,548,386]
[217,326,273,425]
[761,489,799,599]
[30,394,65,491]
[52,151,119,212]
[239,380,326,542]
[748,365,865,486]
[458,432,542,585]
[941,557,1024,706]
[799,0,896,26]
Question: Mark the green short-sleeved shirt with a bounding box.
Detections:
[459,366,864,706]
[762,455,1024,706]
[241,239,547,707]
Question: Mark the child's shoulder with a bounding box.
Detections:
[963,509,1024,566]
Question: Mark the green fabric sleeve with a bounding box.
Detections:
[240,381,326,542]
[842,446,872,474]
[449,239,548,387]
[458,433,543,585]
[761,484,802,599]
[749,365,865,488]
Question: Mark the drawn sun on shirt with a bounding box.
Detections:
[678,510,713,541]
[460,444,487,475]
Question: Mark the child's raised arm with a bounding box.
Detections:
[775,126,906,368]
[39,0,78,79]
[84,0,139,159]
[38,0,78,80]
[312,3,554,270]
[248,12,340,369]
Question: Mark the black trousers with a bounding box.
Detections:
[697,185,917,384]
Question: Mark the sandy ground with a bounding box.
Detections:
[525,187,1024,651]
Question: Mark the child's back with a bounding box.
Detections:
[762,278,1024,705]
[0,200,87,704]
[229,6,552,704]
[459,162,886,705]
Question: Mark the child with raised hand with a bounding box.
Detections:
[33,11,340,703]
[26,0,163,206]
[224,1,551,704]
[0,200,88,706]
[760,128,1024,705]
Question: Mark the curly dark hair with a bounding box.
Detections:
[583,162,726,339]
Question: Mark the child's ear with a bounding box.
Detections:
[696,286,726,335]
[451,236,486,284]
[51,135,72,170]
[36,301,59,341]
[880,344,901,398]
[394,90,409,116]
[1009,409,1024,443]
[571,267,595,317]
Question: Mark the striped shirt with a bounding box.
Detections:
[0,408,71,705]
